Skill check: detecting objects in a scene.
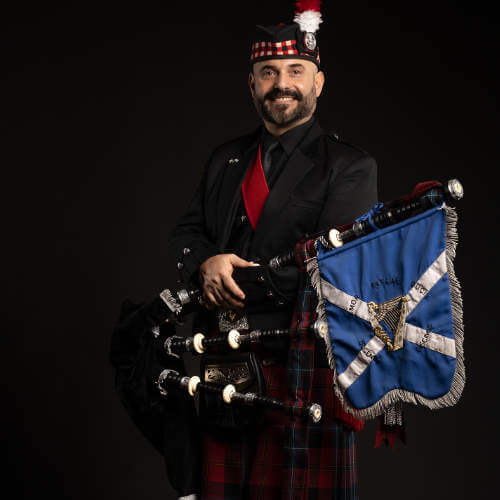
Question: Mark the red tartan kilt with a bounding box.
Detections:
[201,364,361,499]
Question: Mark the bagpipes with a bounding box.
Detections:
[154,178,465,421]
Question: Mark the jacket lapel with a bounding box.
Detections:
[251,121,324,253]
[216,131,260,249]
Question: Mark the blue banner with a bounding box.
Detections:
[313,205,464,418]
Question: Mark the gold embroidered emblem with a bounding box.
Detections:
[367,297,408,351]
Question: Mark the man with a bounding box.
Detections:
[197,55,325,312]
[168,7,377,500]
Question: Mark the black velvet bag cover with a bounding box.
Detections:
[109,298,201,496]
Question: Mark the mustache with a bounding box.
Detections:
[264,88,303,101]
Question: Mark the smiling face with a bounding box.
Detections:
[249,58,325,135]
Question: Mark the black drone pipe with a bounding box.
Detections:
[163,320,329,357]
[155,369,323,423]
[268,178,464,268]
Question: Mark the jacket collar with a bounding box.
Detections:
[215,130,260,248]
[261,116,316,157]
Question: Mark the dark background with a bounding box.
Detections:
[2,1,498,499]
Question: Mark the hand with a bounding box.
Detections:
[199,254,254,310]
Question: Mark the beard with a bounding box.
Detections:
[253,86,317,127]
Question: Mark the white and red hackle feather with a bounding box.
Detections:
[294,0,322,33]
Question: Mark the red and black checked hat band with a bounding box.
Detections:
[250,22,320,69]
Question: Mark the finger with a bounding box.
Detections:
[219,285,245,309]
[212,287,232,309]
[229,254,254,268]
[204,290,220,308]
[227,297,245,309]
[222,275,246,300]
[201,296,215,310]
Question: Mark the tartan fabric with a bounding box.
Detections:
[291,238,364,434]
[250,40,299,60]
[201,366,359,499]
[200,239,363,499]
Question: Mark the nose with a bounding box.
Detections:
[274,71,291,91]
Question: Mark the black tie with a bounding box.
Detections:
[262,141,279,180]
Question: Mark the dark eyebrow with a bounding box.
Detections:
[259,63,305,73]
[259,64,279,72]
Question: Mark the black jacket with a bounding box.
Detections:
[168,120,378,328]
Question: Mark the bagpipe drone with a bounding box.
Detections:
[151,178,465,421]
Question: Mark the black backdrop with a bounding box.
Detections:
[2,2,499,499]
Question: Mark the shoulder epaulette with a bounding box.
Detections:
[327,130,369,155]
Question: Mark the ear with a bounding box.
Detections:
[248,72,256,97]
[314,70,325,98]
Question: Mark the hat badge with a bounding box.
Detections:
[304,32,316,51]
